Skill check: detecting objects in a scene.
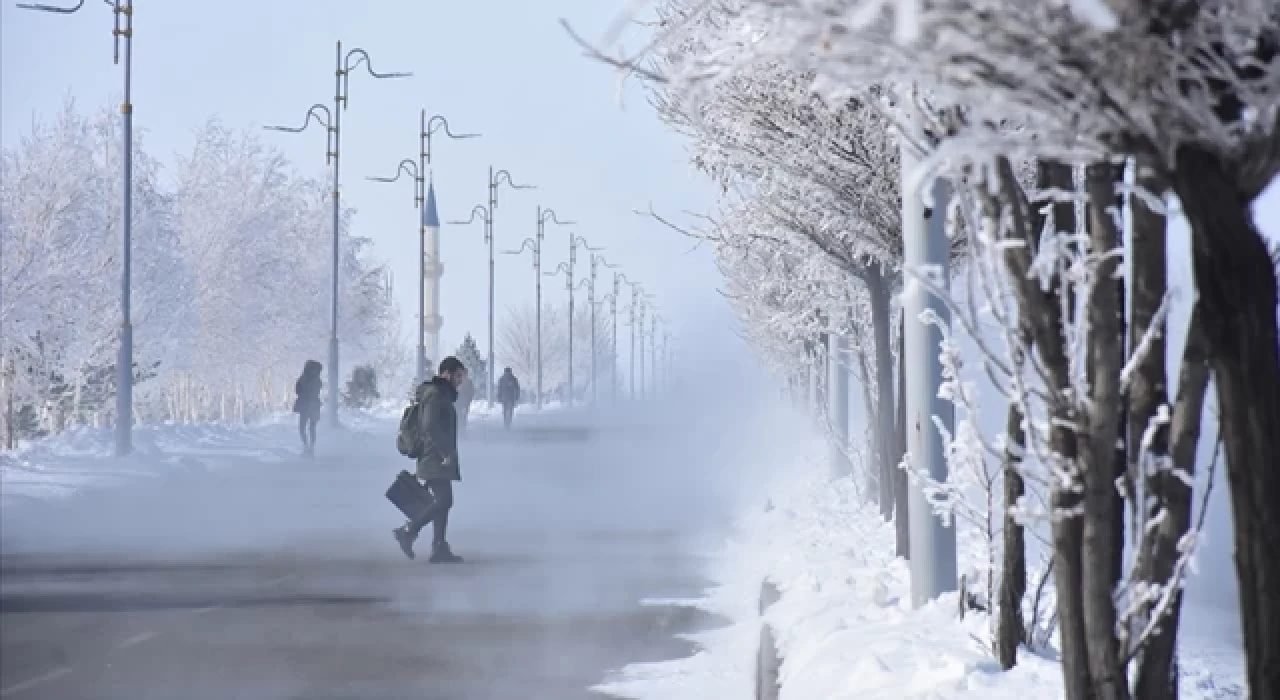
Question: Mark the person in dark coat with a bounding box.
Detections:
[393,356,467,563]
[293,360,323,456]
[497,367,521,429]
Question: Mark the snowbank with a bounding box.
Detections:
[596,447,1245,700]
[0,410,391,503]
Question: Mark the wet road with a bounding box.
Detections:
[0,409,730,699]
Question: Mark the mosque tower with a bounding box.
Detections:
[423,179,443,368]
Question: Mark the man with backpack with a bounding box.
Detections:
[497,367,521,429]
[392,356,467,563]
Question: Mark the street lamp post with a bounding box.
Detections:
[485,169,534,406]
[369,113,478,386]
[582,254,618,404]
[528,208,575,408]
[267,41,410,428]
[563,235,604,406]
[544,261,572,406]
[499,236,540,404]
[20,0,136,456]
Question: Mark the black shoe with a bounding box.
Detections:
[393,526,416,560]
[429,542,463,564]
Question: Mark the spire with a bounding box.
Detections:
[425,176,440,228]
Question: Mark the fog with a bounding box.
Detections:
[0,312,798,698]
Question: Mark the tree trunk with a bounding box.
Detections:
[856,346,880,503]
[1134,305,1209,699]
[1124,164,1173,698]
[1171,143,1280,699]
[995,380,1028,669]
[1079,163,1129,700]
[867,267,896,522]
[993,158,1090,699]
[894,311,910,559]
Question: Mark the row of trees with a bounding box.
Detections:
[1,101,404,440]
[496,302,618,402]
[623,1,1280,698]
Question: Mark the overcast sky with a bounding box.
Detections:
[2,0,734,372]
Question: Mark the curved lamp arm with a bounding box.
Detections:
[427,115,480,140]
[344,48,413,80]
[544,262,571,278]
[539,208,575,226]
[264,104,333,133]
[366,158,419,183]
[501,238,538,257]
[448,205,492,226]
[16,0,88,12]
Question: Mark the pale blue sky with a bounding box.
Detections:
[2,0,730,368]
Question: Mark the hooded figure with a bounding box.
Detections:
[293,360,323,456]
[497,368,521,428]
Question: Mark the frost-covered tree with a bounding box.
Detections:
[455,333,488,390]
[1,104,402,433]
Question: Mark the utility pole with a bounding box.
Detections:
[563,235,604,406]
[901,113,958,607]
[629,286,638,399]
[828,331,851,477]
[486,168,534,406]
[545,261,572,406]
[21,0,137,455]
[366,111,476,385]
[268,41,410,429]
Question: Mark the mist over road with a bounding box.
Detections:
[0,400,747,699]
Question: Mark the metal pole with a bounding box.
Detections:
[488,166,496,407]
[567,239,575,407]
[328,41,343,428]
[116,0,134,456]
[418,180,427,384]
[638,306,645,400]
[535,210,543,409]
[828,331,851,477]
[629,289,636,399]
[589,263,597,405]
[902,135,958,607]
[611,275,619,402]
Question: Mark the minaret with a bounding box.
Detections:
[424,179,444,366]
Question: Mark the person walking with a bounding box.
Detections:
[293,360,323,456]
[456,372,475,435]
[393,356,467,563]
[497,367,521,429]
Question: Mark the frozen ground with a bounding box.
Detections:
[0,399,740,699]
[596,418,1247,700]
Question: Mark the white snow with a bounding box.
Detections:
[596,433,1246,700]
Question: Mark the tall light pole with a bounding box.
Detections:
[544,261,573,406]
[485,169,534,406]
[528,208,575,407]
[369,113,478,385]
[582,254,619,404]
[20,0,135,455]
[563,235,605,406]
[901,103,958,606]
[613,273,637,402]
[267,41,410,428]
[499,236,540,404]
[649,313,661,396]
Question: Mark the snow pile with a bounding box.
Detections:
[597,449,1245,700]
[0,410,388,503]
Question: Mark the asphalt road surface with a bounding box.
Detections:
[1,407,733,700]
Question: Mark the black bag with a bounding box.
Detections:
[386,470,434,522]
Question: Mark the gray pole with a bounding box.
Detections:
[902,139,958,607]
[629,289,637,399]
[488,167,496,407]
[24,0,139,455]
[589,262,597,404]
[611,275,620,402]
[536,216,544,410]
[828,332,851,477]
[568,253,575,408]
[638,305,645,400]
[116,0,134,456]
[329,41,343,428]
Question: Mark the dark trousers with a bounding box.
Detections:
[298,412,318,447]
[408,479,454,545]
[501,402,515,428]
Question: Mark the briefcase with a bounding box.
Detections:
[386,470,434,522]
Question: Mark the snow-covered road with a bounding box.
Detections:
[0,407,736,699]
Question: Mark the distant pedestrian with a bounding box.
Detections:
[293,360,323,456]
[456,373,475,435]
[497,367,521,429]
[393,356,467,563]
